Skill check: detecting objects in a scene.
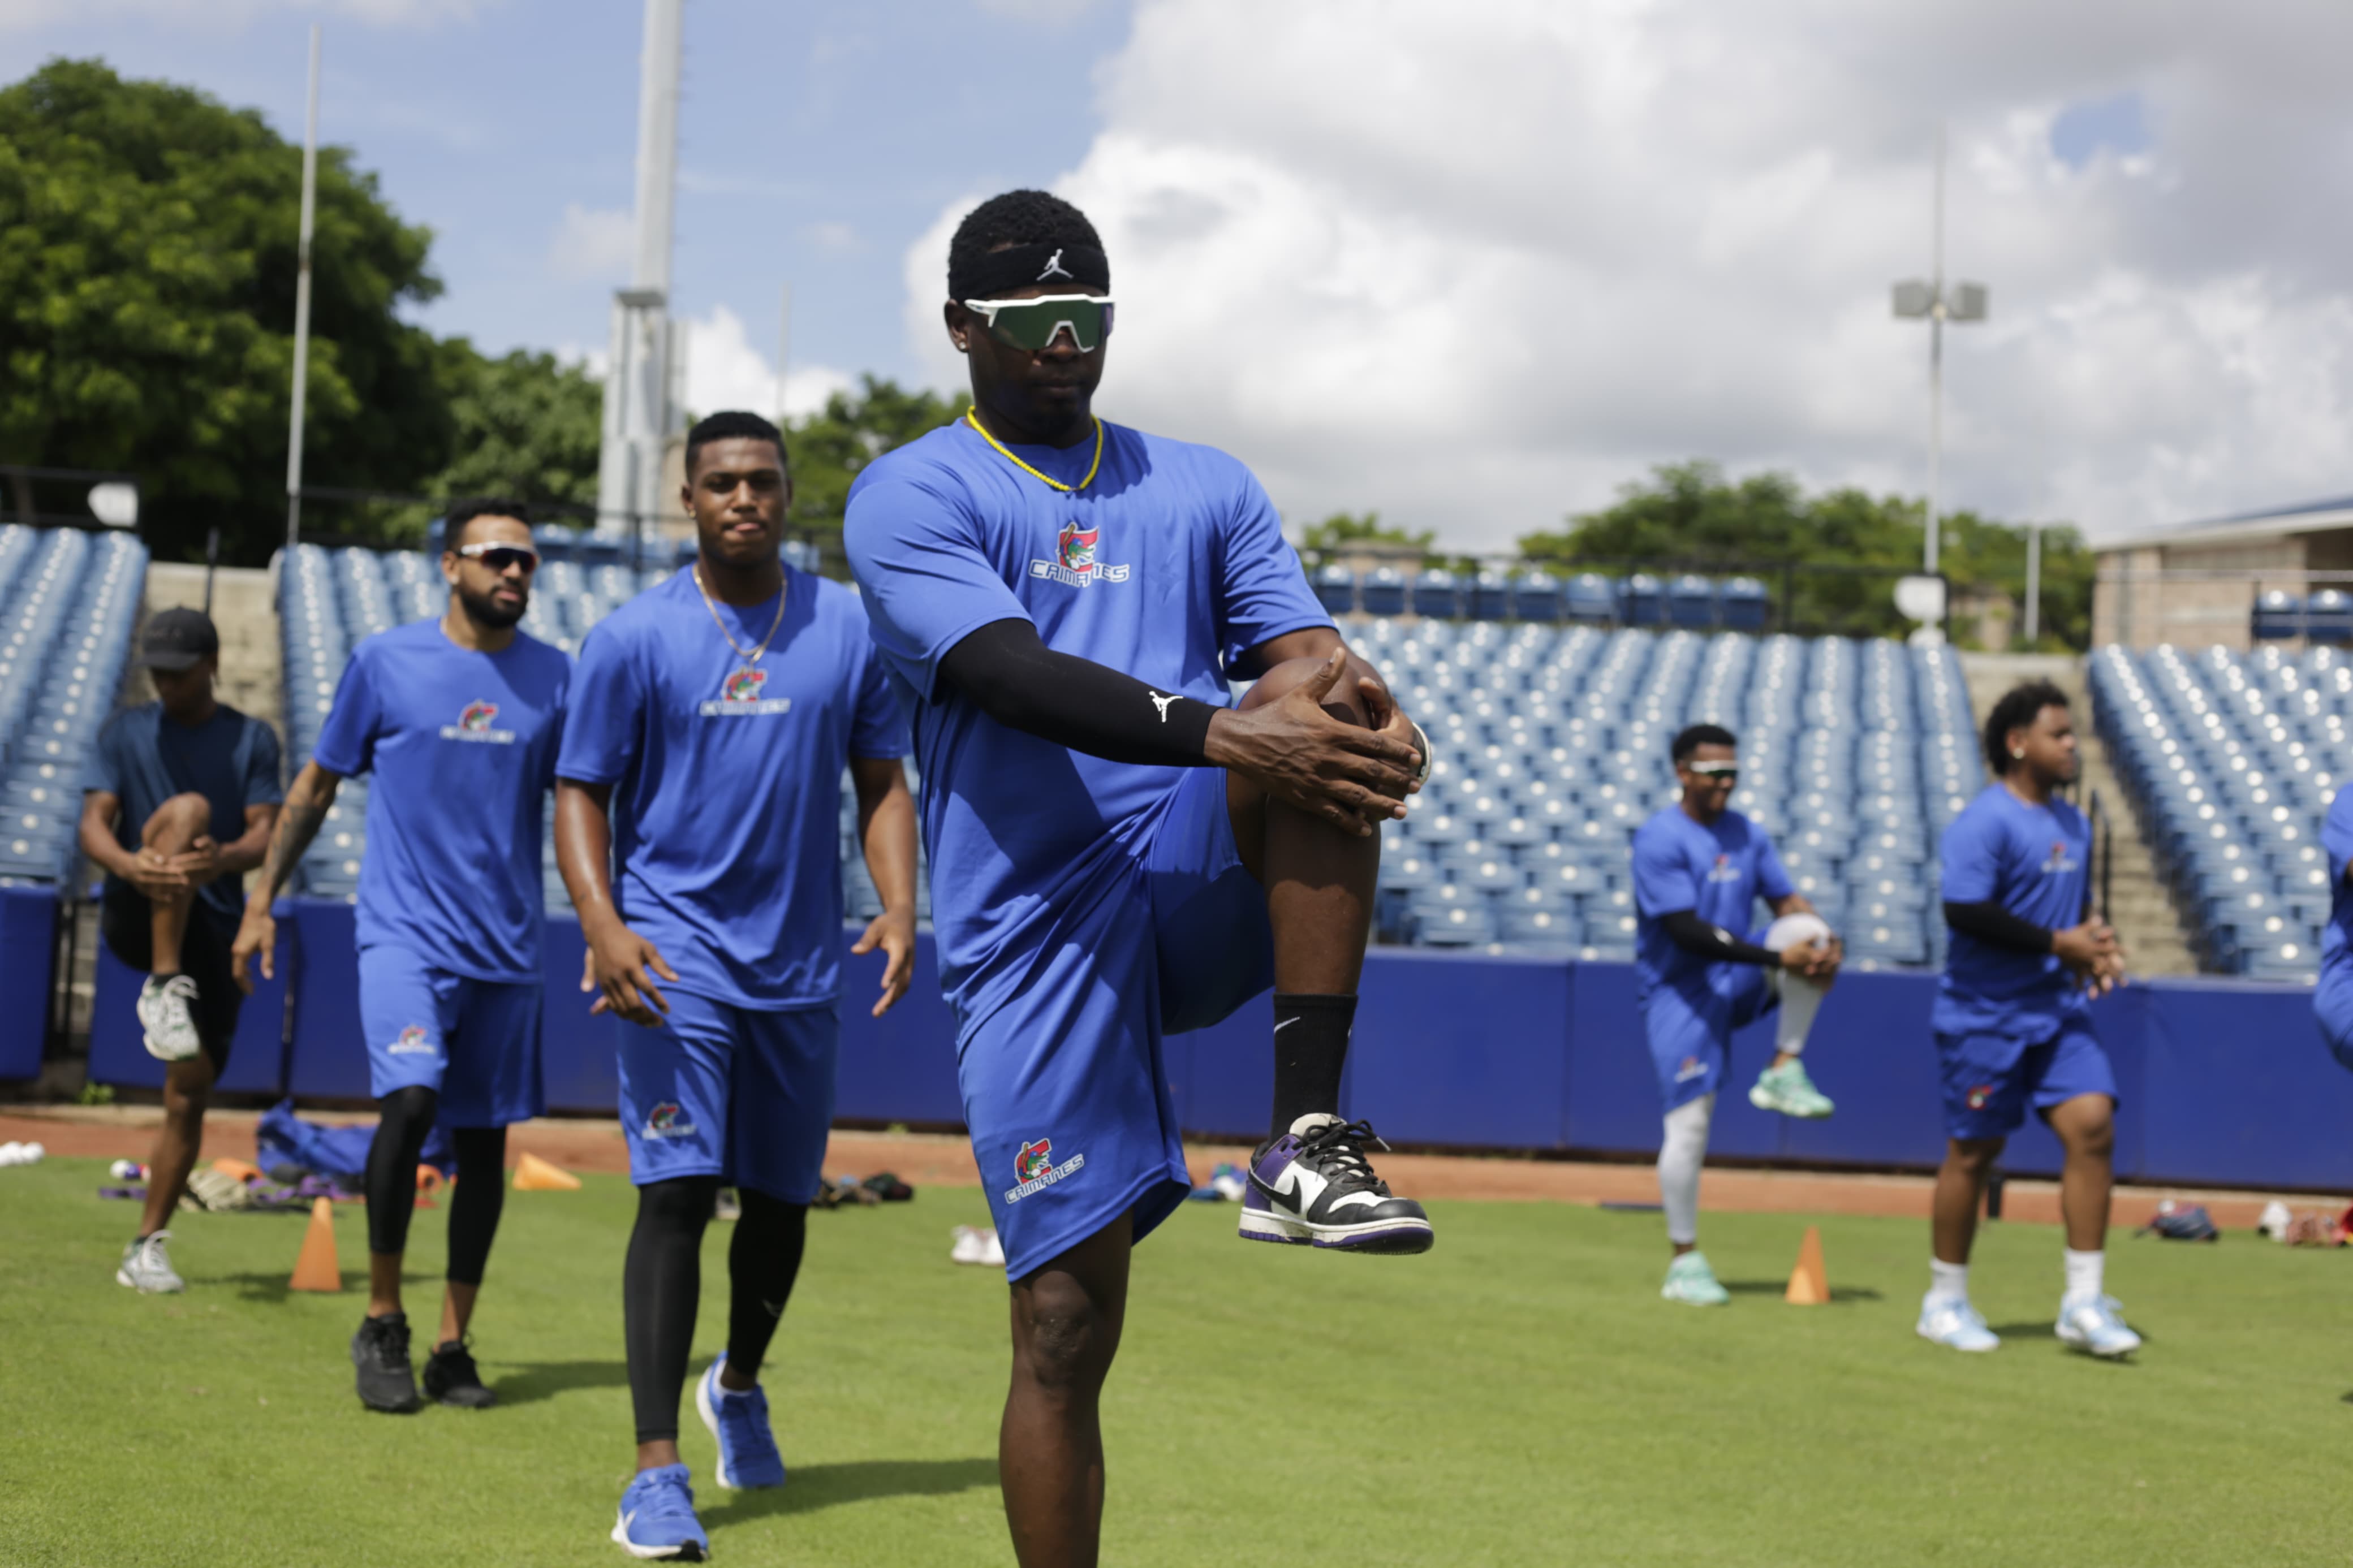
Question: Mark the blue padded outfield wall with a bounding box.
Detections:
[77,899,2353,1193]
[0,884,59,1081]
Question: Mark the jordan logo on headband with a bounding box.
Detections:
[1038,248,1072,281]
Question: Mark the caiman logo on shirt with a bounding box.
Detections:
[1705,852,1742,884]
[439,699,516,743]
[1031,521,1130,589]
[699,666,793,718]
[2039,838,2079,875]
[386,1024,435,1056]
[1004,1136,1085,1204]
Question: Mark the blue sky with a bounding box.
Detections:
[0,0,1136,398]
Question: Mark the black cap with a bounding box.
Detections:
[138,607,219,672]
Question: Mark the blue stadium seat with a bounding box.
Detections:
[1619,573,1664,628]
[2252,590,2303,641]
[1359,567,1408,617]
[2307,588,2353,643]
[1312,564,1357,616]
[1720,577,1769,632]
[1665,574,1716,630]
[1412,569,1463,619]
[1562,573,1617,625]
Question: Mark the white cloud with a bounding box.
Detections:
[546,203,636,284]
[0,0,489,28]
[902,0,2353,550]
[681,305,854,422]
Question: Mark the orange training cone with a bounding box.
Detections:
[1784,1224,1829,1306]
[512,1152,581,1191]
[211,1156,264,1183]
[289,1197,342,1293]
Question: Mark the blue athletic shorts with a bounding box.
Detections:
[617,990,838,1204]
[1643,963,1778,1112]
[2315,962,2353,1074]
[961,766,1274,1281]
[1933,1017,2117,1141]
[360,944,545,1128]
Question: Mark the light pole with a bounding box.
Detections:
[1891,125,1988,577]
[285,24,321,550]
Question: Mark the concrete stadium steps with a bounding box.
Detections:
[1959,651,2200,977]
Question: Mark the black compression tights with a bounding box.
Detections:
[624,1177,809,1445]
[362,1085,508,1285]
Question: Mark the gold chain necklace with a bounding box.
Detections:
[692,565,789,668]
[964,411,1103,493]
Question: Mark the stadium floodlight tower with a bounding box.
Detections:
[1891,124,1989,581]
[596,0,686,554]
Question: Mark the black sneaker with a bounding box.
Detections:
[1239,1115,1434,1254]
[421,1337,497,1409]
[351,1311,423,1413]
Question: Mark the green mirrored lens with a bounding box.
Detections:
[973,296,1113,352]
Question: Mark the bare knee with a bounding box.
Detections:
[1012,1277,1117,1399]
[162,1060,213,1121]
[2054,1105,2114,1161]
[143,793,211,851]
[1239,654,1371,729]
[1943,1138,2002,1178]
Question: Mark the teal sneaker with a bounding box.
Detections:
[1916,1294,1999,1352]
[1661,1251,1730,1306]
[1749,1059,1834,1118]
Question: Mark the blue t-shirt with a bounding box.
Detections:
[1631,805,1792,1005]
[88,703,284,924]
[555,567,906,1011]
[842,418,1331,1025]
[312,619,572,982]
[2321,781,2353,977]
[1934,783,2092,1039]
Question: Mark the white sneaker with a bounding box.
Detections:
[136,974,202,1062]
[117,1230,185,1294]
[949,1225,1005,1267]
[2055,1293,2142,1358]
[1916,1293,1999,1351]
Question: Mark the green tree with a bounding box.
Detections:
[1297,510,1434,560]
[1518,460,2093,648]
[0,58,451,563]
[783,376,971,568]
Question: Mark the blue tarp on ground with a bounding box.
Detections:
[66,898,2353,1191]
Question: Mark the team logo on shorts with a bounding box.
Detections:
[440,698,516,743]
[1966,1083,1994,1111]
[386,1024,435,1056]
[644,1102,698,1139]
[1030,521,1130,589]
[1004,1135,1086,1204]
[699,666,791,717]
[1674,1055,1708,1083]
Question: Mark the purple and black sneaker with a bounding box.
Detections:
[1240,1115,1433,1254]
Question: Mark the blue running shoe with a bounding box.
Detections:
[611,1464,707,1561]
[696,1354,787,1489]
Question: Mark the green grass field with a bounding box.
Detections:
[3,1157,2348,1566]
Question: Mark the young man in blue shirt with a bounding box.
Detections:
[79,609,282,1294]
[1923,680,2139,1357]
[232,500,570,1413]
[557,411,917,1562]
[1631,723,1841,1306]
[845,191,1431,1568]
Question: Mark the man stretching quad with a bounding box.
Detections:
[560,412,917,1560]
[234,499,570,1413]
[846,189,1432,1567]
[81,608,281,1294]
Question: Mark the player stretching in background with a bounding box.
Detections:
[847,189,1430,1568]
[2311,779,2353,1071]
[559,412,916,1561]
[1632,723,1840,1305]
[233,500,568,1413]
[1921,680,2138,1357]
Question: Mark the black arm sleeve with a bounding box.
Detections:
[937,618,1221,767]
[1660,909,1782,967]
[1942,899,2055,954]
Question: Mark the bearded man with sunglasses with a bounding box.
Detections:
[234,499,570,1413]
[846,189,1432,1568]
[1632,724,1842,1306]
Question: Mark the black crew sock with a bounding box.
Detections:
[1269,992,1358,1141]
[444,1126,507,1289]
[365,1085,439,1258]
[722,1189,809,1385]
[624,1176,718,1446]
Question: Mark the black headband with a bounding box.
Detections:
[951,241,1110,301]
